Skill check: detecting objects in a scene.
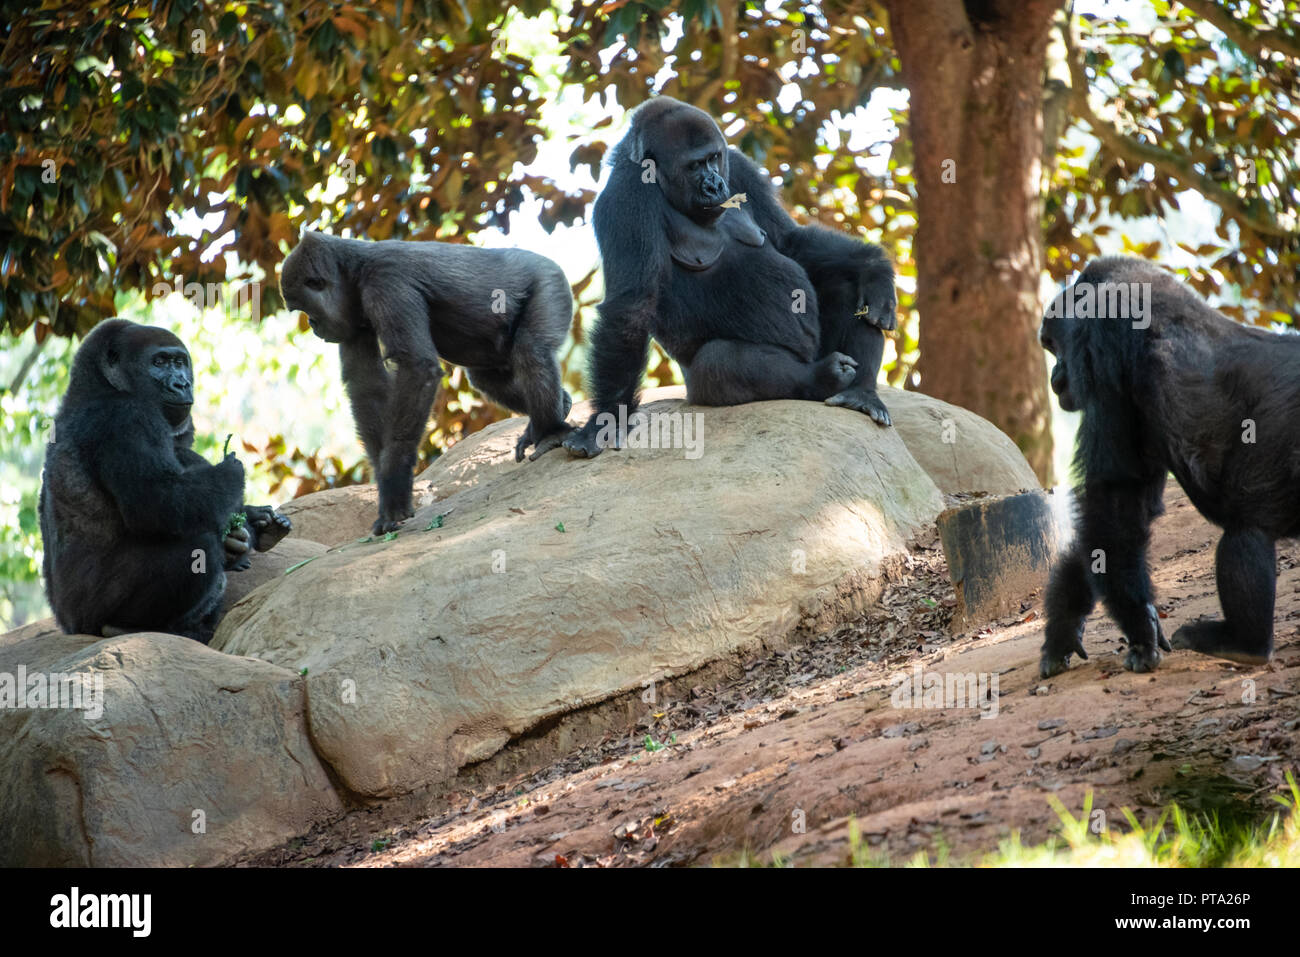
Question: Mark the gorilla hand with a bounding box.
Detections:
[826,386,892,427]
[243,505,292,552]
[224,520,253,571]
[1039,616,1088,679]
[855,272,898,332]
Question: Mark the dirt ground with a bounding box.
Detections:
[239,487,1300,867]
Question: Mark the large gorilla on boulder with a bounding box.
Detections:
[564,96,897,457]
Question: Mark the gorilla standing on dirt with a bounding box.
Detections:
[40,320,290,643]
[564,96,897,457]
[281,232,575,534]
[1039,257,1300,679]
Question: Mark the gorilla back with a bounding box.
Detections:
[1039,256,1300,678]
[40,320,246,641]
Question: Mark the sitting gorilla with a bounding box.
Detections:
[39,320,291,643]
[564,96,897,457]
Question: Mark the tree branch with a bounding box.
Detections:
[1175,0,1300,61]
[1064,16,1296,239]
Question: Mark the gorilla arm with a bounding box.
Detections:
[563,164,665,458]
[95,402,245,538]
[353,280,441,534]
[725,149,896,333]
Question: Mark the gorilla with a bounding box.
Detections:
[39,320,291,643]
[564,96,897,458]
[280,231,574,534]
[1039,256,1300,679]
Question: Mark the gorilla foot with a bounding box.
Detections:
[563,420,614,459]
[1170,620,1271,665]
[245,505,292,552]
[518,422,575,462]
[826,384,892,426]
[1039,619,1088,678]
[530,426,576,461]
[371,508,413,537]
[1123,643,1162,673]
[811,352,858,399]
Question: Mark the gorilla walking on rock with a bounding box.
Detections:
[39,320,290,643]
[565,96,897,458]
[281,231,575,534]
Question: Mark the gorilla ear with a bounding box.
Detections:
[627,129,647,165]
[99,342,132,392]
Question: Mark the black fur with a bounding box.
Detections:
[564,96,897,457]
[39,320,289,643]
[1039,256,1300,678]
[280,232,574,534]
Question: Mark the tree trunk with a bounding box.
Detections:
[887,0,1064,484]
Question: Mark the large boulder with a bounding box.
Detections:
[221,538,328,609]
[881,387,1038,497]
[281,386,1040,548]
[0,632,342,866]
[214,389,1035,799]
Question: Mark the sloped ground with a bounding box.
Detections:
[238,488,1300,867]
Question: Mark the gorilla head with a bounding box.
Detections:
[71,319,195,427]
[1038,313,1078,412]
[628,97,731,221]
[280,231,357,343]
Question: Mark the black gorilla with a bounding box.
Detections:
[1039,256,1300,678]
[564,96,897,457]
[39,320,290,643]
[280,231,574,534]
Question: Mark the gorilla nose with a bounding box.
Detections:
[704,178,729,204]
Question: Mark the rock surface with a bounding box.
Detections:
[222,538,328,609]
[0,632,342,865]
[214,389,1035,799]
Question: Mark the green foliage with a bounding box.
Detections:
[0,330,73,628]
[1046,2,1300,321]
[1,0,593,338]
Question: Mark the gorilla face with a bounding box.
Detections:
[88,322,195,426]
[146,343,195,425]
[280,232,355,343]
[638,102,731,221]
[1039,317,1078,412]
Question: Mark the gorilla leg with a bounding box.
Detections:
[468,359,573,463]
[1083,482,1168,673]
[106,539,226,642]
[816,278,889,423]
[1040,545,1096,677]
[684,340,857,405]
[822,321,891,426]
[1171,528,1274,664]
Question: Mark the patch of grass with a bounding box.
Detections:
[724,772,1300,867]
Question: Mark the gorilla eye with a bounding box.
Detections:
[305,278,327,291]
[153,355,167,367]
